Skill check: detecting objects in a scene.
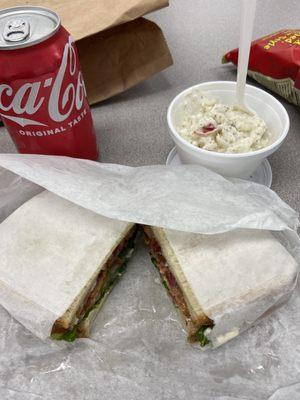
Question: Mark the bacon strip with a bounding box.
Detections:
[143,228,191,319]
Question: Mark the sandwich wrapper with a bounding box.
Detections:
[0,154,299,399]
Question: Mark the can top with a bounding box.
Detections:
[0,6,60,50]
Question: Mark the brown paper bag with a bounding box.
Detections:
[1,0,172,104]
[77,18,172,104]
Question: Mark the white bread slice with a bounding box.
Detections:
[151,227,298,327]
[0,191,134,337]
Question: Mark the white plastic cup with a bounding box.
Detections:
[167,81,290,179]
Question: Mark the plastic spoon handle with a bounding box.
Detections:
[236,0,257,109]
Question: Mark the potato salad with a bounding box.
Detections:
[176,90,271,154]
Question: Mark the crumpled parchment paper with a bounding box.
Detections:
[0,153,299,400]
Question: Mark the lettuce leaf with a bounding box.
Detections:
[196,325,213,347]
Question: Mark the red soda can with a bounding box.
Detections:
[0,6,99,160]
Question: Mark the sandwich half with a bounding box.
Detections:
[143,226,298,347]
[0,191,137,341]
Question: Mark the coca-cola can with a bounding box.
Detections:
[0,6,99,160]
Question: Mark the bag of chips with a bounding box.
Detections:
[223,29,300,106]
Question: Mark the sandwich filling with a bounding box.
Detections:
[143,226,213,346]
[51,226,138,341]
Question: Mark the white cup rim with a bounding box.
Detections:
[167,81,290,159]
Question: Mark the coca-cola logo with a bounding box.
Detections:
[0,36,86,127]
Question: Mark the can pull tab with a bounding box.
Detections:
[3,19,30,42]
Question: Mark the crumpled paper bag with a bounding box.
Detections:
[0,154,299,399]
[77,18,172,104]
[1,0,172,104]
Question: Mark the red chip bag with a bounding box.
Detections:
[223,29,300,106]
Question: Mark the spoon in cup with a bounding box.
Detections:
[236,0,257,114]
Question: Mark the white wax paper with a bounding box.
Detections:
[0,154,299,399]
[0,154,298,235]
